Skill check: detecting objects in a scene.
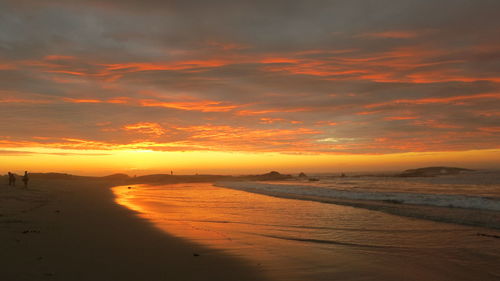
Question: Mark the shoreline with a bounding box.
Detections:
[112,181,500,281]
[0,179,269,281]
[215,182,500,230]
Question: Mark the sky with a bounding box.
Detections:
[1,0,499,175]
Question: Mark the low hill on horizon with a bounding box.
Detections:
[4,167,482,182]
[398,167,474,177]
[6,171,292,184]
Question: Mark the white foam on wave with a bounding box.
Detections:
[217,182,500,211]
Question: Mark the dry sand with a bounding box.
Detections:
[0,179,269,281]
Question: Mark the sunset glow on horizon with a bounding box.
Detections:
[1,0,499,175]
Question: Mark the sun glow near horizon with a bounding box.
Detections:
[1,146,499,176]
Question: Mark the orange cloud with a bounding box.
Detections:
[475,111,500,117]
[260,57,299,64]
[60,96,239,113]
[259,118,303,124]
[315,121,338,126]
[0,62,16,70]
[252,45,496,85]
[63,98,102,103]
[45,70,95,76]
[9,41,500,89]
[356,110,383,115]
[103,59,231,73]
[478,127,500,133]
[16,55,241,83]
[406,71,500,84]
[175,125,322,152]
[139,99,240,112]
[0,93,53,104]
[412,120,461,129]
[257,46,454,82]
[14,44,498,87]
[384,116,419,121]
[107,98,129,104]
[236,107,311,116]
[365,93,500,109]
[123,122,166,136]
[0,123,324,154]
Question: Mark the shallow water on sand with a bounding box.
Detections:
[113,183,500,281]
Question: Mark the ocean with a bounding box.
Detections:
[113,171,500,281]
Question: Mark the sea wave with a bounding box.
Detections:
[216,182,500,212]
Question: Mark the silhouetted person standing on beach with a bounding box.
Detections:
[22,171,29,188]
[10,173,16,187]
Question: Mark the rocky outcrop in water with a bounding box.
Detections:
[247,171,293,181]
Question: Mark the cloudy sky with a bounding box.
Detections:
[1,0,499,174]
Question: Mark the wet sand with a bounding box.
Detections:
[0,179,269,281]
[114,183,500,281]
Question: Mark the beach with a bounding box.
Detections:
[2,176,500,281]
[0,179,269,281]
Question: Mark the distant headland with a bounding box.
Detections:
[397,167,474,177]
[3,167,478,185]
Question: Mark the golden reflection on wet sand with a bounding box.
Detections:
[112,183,500,281]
